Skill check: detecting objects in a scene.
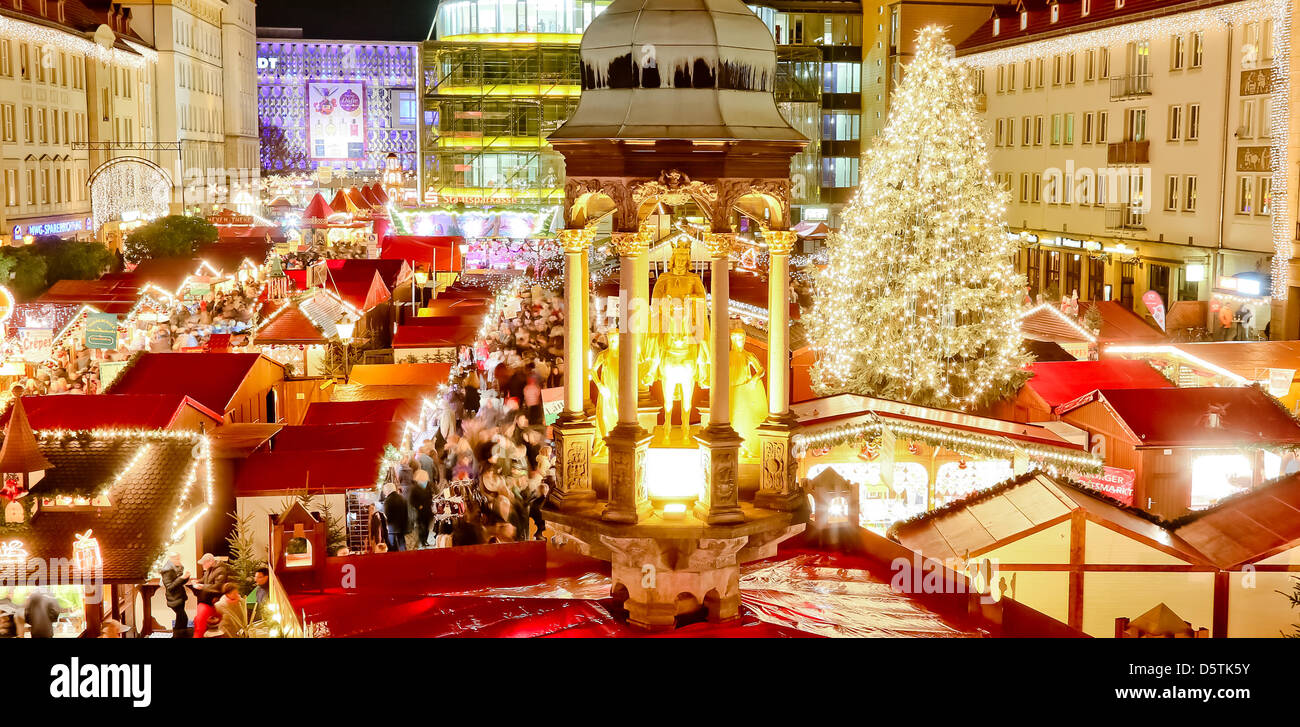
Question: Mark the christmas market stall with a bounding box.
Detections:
[1103,340,1300,410]
[979,359,1176,424]
[252,290,363,377]
[792,394,1100,532]
[0,399,213,637]
[893,468,1300,638]
[1057,386,1300,519]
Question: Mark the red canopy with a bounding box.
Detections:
[301,193,333,228]
[381,235,463,272]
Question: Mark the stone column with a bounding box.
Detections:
[633,221,660,429]
[694,232,744,525]
[603,232,652,524]
[548,228,597,513]
[581,245,593,414]
[755,229,802,511]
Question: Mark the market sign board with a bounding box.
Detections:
[1076,466,1135,506]
[83,313,119,350]
[307,81,366,160]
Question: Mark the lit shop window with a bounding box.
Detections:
[807,462,929,531]
[935,461,1014,507]
[1190,453,1253,510]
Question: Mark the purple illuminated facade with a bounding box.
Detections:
[257,38,420,177]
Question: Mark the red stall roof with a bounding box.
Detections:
[1,394,222,431]
[1026,360,1174,414]
[234,448,385,496]
[1084,387,1300,448]
[302,193,333,228]
[302,398,409,425]
[273,421,400,452]
[393,323,479,349]
[108,353,280,414]
[381,235,464,272]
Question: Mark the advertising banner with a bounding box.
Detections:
[1142,290,1166,331]
[308,81,367,160]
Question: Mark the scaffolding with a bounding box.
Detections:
[420,41,581,204]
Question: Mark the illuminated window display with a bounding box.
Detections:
[807,462,928,531]
[1190,453,1253,510]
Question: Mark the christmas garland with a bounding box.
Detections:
[794,413,1102,474]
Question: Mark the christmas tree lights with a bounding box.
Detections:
[806,26,1030,410]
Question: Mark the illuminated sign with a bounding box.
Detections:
[13,219,88,238]
[307,81,367,160]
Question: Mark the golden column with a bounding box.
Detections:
[634,220,660,428]
[755,228,802,511]
[603,231,653,524]
[549,227,598,512]
[694,231,745,524]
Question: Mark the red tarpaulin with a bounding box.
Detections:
[381,235,463,272]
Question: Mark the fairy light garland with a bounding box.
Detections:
[793,414,1102,473]
[0,13,156,70]
[961,0,1292,300]
[1018,302,1097,343]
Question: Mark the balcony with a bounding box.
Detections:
[1104,205,1146,230]
[1108,139,1150,165]
[1109,73,1152,100]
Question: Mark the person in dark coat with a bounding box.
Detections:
[367,502,388,552]
[159,552,191,637]
[408,471,434,548]
[383,485,409,551]
[23,588,61,638]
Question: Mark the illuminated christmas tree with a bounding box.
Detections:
[806,26,1029,410]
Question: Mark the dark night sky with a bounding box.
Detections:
[256,0,439,42]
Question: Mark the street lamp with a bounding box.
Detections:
[336,315,356,383]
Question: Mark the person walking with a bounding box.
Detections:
[367,502,388,552]
[383,484,409,552]
[160,552,191,637]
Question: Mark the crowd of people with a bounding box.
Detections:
[159,552,270,638]
[375,285,566,552]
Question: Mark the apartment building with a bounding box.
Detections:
[120,0,261,208]
[959,0,1291,336]
[0,0,164,244]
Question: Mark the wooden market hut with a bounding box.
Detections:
[1058,386,1300,518]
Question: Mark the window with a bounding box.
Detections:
[1053,55,1062,85]
[1099,47,1109,78]
[1185,176,1198,211]
[1027,247,1041,296]
[0,41,8,77]
[0,104,11,142]
[1035,115,1044,145]
[1067,53,1075,83]
[1239,99,1257,138]
[1120,262,1135,309]
[1051,4,1059,23]
[1083,112,1095,143]
[1165,175,1179,210]
[823,113,860,141]
[36,108,45,143]
[1064,113,1074,144]
[1168,105,1182,140]
[24,169,33,205]
[4,169,14,206]
[1065,254,1082,297]
[1022,116,1032,145]
[823,62,861,93]
[1085,49,1095,81]
[821,157,859,187]
[1149,264,1171,306]
[1259,177,1272,216]
[997,65,1005,93]
[1237,176,1254,214]
[1088,257,1105,301]
[1045,250,1061,294]
[1187,104,1200,139]
[1082,0,1091,16]
[1051,114,1061,145]
[395,90,417,126]
[1032,172,1042,203]
[995,118,1004,146]
[1020,12,1027,30]
[1116,0,1125,8]
[1171,35,1186,70]
[1023,60,1032,90]
[1125,107,1146,141]
[1020,173,1031,203]
[1005,117,1015,146]
[1097,111,1107,142]
[1035,58,1044,87]
[993,17,1000,36]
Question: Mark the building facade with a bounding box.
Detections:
[256,31,420,189]
[119,0,261,210]
[0,1,164,244]
[418,0,608,206]
[959,0,1292,336]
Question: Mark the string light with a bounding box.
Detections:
[961,0,1291,300]
[1018,302,1097,343]
[0,13,156,70]
[806,26,1030,410]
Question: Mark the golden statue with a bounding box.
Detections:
[727,320,767,459]
[591,328,620,457]
[645,241,709,439]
